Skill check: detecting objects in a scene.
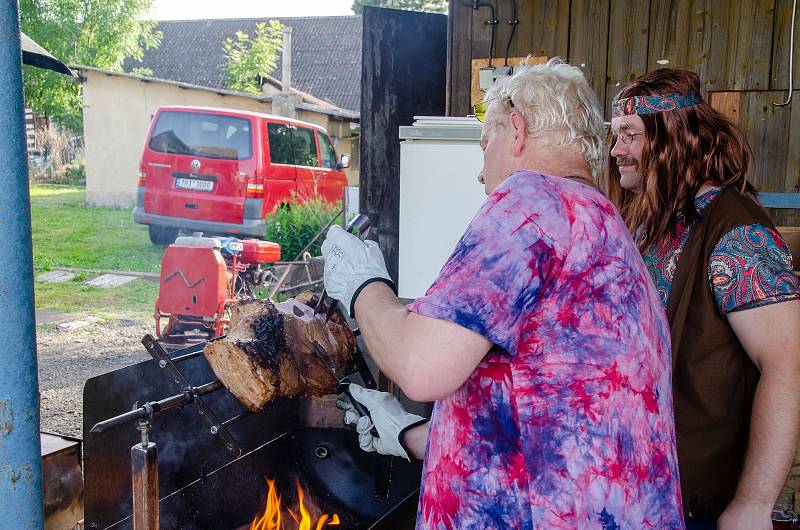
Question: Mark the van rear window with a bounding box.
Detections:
[148,111,252,160]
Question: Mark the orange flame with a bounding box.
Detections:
[250,478,340,530]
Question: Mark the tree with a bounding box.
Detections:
[351,0,448,14]
[223,21,283,95]
[19,0,161,131]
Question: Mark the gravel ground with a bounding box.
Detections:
[37,318,152,438]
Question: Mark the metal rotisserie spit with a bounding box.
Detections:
[83,335,422,530]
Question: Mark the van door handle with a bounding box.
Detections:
[185,203,199,210]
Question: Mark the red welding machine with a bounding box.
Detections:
[154,235,280,339]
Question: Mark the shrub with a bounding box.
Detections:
[264,196,343,260]
[29,126,85,185]
[63,158,86,186]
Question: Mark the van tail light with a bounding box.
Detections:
[246,176,264,198]
[137,170,146,186]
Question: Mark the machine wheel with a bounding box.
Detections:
[282,257,324,298]
[148,225,179,245]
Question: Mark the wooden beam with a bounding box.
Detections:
[686,0,729,92]
[759,192,800,209]
[740,90,792,192]
[605,0,650,117]
[771,0,800,91]
[569,0,610,107]
[528,0,571,58]
[782,90,800,225]
[726,0,775,90]
[709,91,742,123]
[447,0,473,116]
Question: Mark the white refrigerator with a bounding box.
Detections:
[398,116,487,300]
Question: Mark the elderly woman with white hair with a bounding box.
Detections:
[321,59,685,529]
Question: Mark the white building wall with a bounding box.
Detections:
[81,71,358,206]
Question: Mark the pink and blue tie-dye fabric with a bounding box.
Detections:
[408,171,684,530]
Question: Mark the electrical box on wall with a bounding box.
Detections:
[478,67,495,91]
[478,66,515,91]
[470,56,548,107]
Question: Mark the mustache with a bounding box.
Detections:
[615,157,639,167]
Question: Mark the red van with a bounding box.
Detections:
[134,106,350,244]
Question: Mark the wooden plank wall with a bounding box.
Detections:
[448,0,800,223]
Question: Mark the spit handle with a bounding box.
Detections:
[337,380,380,438]
[346,213,371,239]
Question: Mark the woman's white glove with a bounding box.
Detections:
[320,225,396,317]
[336,384,427,461]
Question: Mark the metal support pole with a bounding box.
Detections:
[0,2,45,527]
[132,419,159,530]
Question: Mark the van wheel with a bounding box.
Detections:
[148,225,179,245]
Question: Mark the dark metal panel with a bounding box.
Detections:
[82,345,304,529]
[360,7,447,281]
[152,428,422,530]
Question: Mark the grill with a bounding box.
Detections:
[83,337,422,530]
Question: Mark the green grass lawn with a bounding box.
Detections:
[31,186,163,272]
[35,277,159,320]
[31,185,163,320]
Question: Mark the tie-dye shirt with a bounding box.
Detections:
[408,171,684,530]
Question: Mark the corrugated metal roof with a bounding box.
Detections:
[124,16,362,113]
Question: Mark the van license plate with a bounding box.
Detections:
[175,177,214,192]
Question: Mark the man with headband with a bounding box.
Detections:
[319,59,685,528]
[606,68,800,530]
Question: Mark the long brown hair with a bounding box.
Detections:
[602,69,754,252]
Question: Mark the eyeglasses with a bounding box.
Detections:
[471,94,515,123]
[607,127,645,146]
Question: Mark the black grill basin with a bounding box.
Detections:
[83,341,421,530]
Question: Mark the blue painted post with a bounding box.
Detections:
[0,2,45,527]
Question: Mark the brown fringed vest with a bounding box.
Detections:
[666,188,773,520]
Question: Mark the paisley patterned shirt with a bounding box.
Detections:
[642,187,799,314]
[408,171,684,530]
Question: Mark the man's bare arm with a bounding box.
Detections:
[402,421,431,460]
[352,282,492,402]
[722,299,800,525]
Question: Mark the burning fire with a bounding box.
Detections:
[250,478,340,530]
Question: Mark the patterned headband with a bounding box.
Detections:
[612,92,703,118]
